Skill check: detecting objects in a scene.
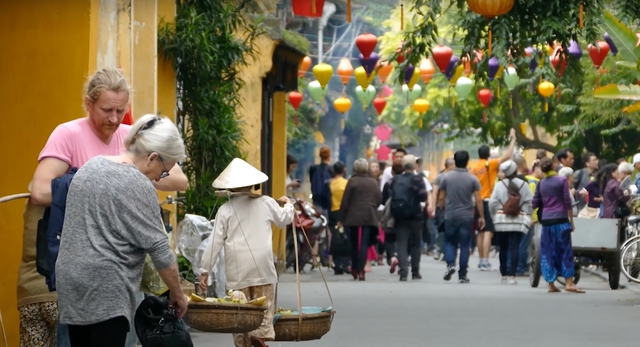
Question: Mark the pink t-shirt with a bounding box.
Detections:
[38,118,132,168]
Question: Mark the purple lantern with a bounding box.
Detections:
[445,56,460,80]
[488,56,499,81]
[604,33,618,56]
[404,63,415,84]
[525,46,534,57]
[568,40,583,59]
[359,52,380,76]
[529,49,539,73]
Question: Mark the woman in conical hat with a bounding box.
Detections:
[199,158,295,347]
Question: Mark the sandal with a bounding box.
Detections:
[565,287,586,294]
[548,285,561,293]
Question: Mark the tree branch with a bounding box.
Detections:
[516,136,557,152]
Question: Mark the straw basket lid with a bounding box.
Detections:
[212,158,269,190]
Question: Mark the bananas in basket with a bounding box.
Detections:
[188,292,266,306]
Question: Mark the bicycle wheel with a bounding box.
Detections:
[621,237,640,283]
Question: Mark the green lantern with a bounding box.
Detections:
[308,80,327,104]
[356,85,376,110]
[402,84,422,103]
[504,67,520,91]
[454,77,474,100]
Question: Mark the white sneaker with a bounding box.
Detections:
[508,277,518,285]
[501,276,508,284]
[480,263,492,271]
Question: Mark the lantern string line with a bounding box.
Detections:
[488,20,493,57]
[347,0,351,23]
[579,2,584,28]
[312,0,317,15]
[400,1,404,30]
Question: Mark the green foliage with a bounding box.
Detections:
[158,0,260,276]
[158,0,260,218]
[287,96,318,161]
[403,0,640,83]
[282,30,311,54]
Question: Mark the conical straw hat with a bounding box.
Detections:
[212,158,269,190]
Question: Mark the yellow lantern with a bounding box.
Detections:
[466,0,515,56]
[537,81,555,112]
[334,97,352,114]
[312,63,334,88]
[413,98,430,128]
[354,66,376,89]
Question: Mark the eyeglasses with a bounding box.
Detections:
[158,155,170,179]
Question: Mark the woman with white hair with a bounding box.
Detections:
[339,158,381,281]
[55,115,188,346]
[618,161,634,193]
[559,167,579,217]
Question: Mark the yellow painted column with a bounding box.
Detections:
[131,0,158,118]
[272,91,287,261]
[157,0,178,227]
[118,0,133,81]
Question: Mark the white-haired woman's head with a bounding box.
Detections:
[559,167,575,186]
[124,114,186,181]
[618,162,634,176]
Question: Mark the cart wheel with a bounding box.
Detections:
[529,235,541,288]
[609,253,621,290]
[573,265,582,285]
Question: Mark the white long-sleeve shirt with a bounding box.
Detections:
[199,195,294,290]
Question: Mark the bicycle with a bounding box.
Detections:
[618,195,640,282]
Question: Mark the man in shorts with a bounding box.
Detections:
[470,128,516,271]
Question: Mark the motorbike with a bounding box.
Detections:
[286,198,329,272]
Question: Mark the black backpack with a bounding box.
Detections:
[390,174,419,219]
[135,294,193,347]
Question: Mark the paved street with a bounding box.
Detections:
[190,254,640,347]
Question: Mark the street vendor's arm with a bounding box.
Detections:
[199,208,227,274]
[151,163,188,192]
[31,157,70,206]
[265,196,295,228]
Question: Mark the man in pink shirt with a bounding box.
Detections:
[21,68,187,347]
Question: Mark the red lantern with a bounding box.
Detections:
[588,41,610,69]
[288,91,303,110]
[432,45,453,73]
[478,88,492,123]
[395,42,411,64]
[373,97,387,115]
[550,47,568,77]
[292,0,326,18]
[356,33,378,59]
[122,106,133,125]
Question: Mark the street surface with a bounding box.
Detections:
[190,254,640,346]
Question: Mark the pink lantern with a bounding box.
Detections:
[374,124,393,141]
[375,145,392,162]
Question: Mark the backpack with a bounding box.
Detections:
[502,180,526,217]
[390,174,419,219]
[311,165,332,208]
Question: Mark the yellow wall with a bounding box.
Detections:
[0,1,92,345]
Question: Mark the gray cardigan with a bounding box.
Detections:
[488,177,534,217]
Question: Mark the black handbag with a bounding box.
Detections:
[134,294,193,347]
[615,205,631,219]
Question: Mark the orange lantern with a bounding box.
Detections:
[419,58,436,84]
[337,58,354,85]
[298,56,312,77]
[377,61,393,84]
[466,0,515,56]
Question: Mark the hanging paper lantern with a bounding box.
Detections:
[408,68,421,90]
[461,56,472,76]
[550,47,568,77]
[288,91,303,110]
[359,52,379,76]
[466,0,515,56]
[377,61,393,84]
[488,57,499,81]
[307,80,326,103]
[495,66,505,79]
[478,88,492,123]
[355,85,376,110]
[604,33,618,56]
[122,106,133,125]
[312,63,333,88]
[395,42,411,64]
[354,66,376,89]
[455,77,474,99]
[445,56,460,79]
[337,58,354,85]
[298,56,312,77]
[538,81,555,112]
[588,41,610,69]
[292,0,327,18]
[404,64,415,84]
[373,97,387,116]
[419,58,436,84]
[402,84,422,103]
[413,98,430,113]
[355,33,378,59]
[503,67,519,91]
[334,97,352,113]
[432,45,453,73]
[450,65,465,85]
[567,40,583,59]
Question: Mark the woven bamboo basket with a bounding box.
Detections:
[273,309,335,341]
[187,301,266,333]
